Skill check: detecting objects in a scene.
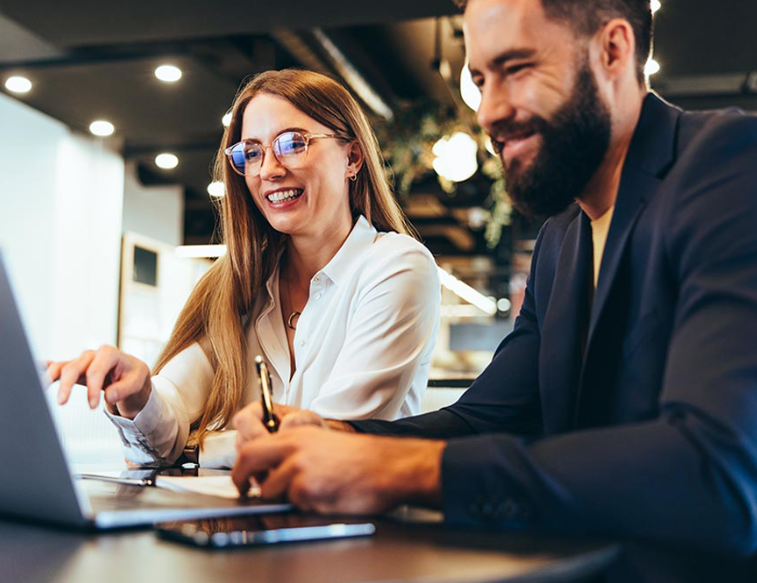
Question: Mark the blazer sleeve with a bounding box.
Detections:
[441,117,757,557]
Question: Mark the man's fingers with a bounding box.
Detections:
[231,436,293,494]
[279,410,326,431]
[233,403,268,441]
[57,351,95,405]
[259,456,302,502]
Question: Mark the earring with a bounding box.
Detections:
[349,173,358,182]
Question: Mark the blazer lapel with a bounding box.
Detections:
[539,210,593,433]
[576,94,681,425]
[585,94,680,350]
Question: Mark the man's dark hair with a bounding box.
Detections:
[454,0,653,84]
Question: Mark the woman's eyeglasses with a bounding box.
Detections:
[224,131,346,177]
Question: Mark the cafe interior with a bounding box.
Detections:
[1,0,756,580]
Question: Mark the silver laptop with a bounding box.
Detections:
[0,252,290,529]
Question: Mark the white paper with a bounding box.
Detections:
[155,475,260,499]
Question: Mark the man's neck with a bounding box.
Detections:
[578,90,646,221]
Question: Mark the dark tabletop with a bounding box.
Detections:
[1,508,618,583]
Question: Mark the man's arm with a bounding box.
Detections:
[439,116,757,556]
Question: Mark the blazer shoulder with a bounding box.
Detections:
[678,107,757,157]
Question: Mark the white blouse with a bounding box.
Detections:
[107,216,440,467]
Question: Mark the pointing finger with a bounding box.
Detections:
[57,351,95,405]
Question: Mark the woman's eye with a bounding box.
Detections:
[279,137,306,154]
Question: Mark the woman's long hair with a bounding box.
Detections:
[152,69,415,443]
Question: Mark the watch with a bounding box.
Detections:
[178,444,199,466]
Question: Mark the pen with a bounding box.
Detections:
[255,355,280,433]
[75,473,155,487]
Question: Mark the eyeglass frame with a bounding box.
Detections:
[224,131,350,177]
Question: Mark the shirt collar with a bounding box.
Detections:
[320,215,377,286]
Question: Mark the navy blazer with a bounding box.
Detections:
[353,95,757,563]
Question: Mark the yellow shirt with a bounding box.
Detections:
[591,206,615,289]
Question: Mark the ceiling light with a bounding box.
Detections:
[645,58,660,76]
[207,181,225,198]
[155,153,179,169]
[651,0,661,14]
[89,120,115,137]
[440,304,488,318]
[222,111,232,127]
[4,76,32,94]
[175,245,227,258]
[497,298,512,312]
[460,61,481,112]
[438,267,497,316]
[155,65,182,83]
[432,132,479,183]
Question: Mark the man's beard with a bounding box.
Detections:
[492,58,612,218]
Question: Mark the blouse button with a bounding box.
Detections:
[298,339,306,347]
[313,276,321,283]
[314,292,322,301]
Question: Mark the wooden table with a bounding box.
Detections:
[1,509,618,583]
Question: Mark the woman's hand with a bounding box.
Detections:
[47,345,152,419]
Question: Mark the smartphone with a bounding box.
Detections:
[155,514,376,549]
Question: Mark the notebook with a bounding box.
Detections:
[0,251,290,529]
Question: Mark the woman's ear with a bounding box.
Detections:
[346,141,364,178]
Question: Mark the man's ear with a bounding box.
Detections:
[594,18,637,82]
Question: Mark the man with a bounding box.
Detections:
[232,0,757,577]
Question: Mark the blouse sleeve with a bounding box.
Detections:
[104,342,214,465]
[308,239,440,421]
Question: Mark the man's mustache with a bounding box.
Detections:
[486,116,549,154]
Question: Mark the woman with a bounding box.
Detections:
[49,69,440,468]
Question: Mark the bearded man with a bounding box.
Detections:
[232,1,757,579]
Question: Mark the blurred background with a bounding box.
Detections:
[1,0,756,463]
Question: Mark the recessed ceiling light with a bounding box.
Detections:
[207,181,226,198]
[5,75,32,94]
[222,111,232,127]
[155,153,179,169]
[155,64,182,83]
[89,120,115,137]
[644,58,660,76]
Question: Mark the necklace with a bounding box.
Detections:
[282,275,301,331]
[287,310,301,330]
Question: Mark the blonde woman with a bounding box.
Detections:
[50,69,440,468]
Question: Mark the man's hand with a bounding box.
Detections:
[231,426,445,515]
[233,402,354,447]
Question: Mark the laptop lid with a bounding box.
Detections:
[0,251,92,527]
[0,252,289,529]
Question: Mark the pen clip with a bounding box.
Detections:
[255,355,280,433]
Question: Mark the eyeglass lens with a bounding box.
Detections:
[228,131,308,176]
